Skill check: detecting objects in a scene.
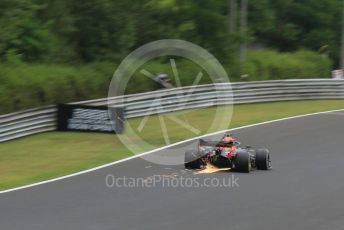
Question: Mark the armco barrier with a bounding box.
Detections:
[1,79,344,142]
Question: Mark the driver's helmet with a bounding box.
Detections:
[222,132,234,146]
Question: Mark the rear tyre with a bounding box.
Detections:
[256,149,271,170]
[235,152,251,173]
[184,150,204,169]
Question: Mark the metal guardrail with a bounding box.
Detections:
[0,106,57,142]
[1,79,344,142]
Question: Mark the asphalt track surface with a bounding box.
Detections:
[1,111,344,230]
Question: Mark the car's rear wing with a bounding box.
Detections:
[199,139,233,148]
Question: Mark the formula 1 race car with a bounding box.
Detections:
[184,133,271,173]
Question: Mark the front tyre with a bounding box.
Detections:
[256,149,271,170]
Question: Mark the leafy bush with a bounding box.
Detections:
[243,49,332,81]
[0,49,333,114]
[0,62,113,114]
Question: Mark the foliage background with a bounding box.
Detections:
[0,0,341,113]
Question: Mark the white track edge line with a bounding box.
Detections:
[1,108,343,195]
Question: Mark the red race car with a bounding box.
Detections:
[184,133,271,173]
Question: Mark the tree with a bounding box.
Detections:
[249,0,342,64]
[0,0,58,61]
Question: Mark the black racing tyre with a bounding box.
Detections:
[256,149,271,170]
[235,152,251,173]
[184,150,204,169]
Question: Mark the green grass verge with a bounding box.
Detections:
[1,99,344,190]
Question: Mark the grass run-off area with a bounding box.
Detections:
[1,100,344,190]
